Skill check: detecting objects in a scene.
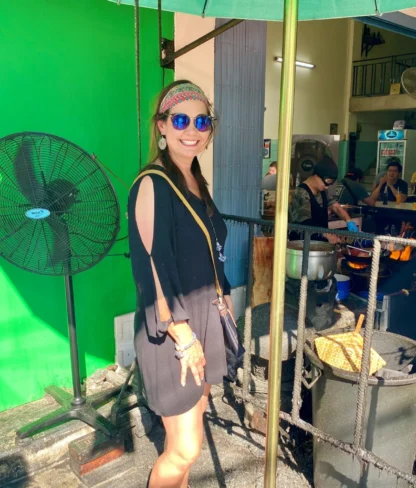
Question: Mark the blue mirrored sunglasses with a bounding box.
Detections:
[169,113,214,132]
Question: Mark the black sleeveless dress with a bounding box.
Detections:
[127,168,229,417]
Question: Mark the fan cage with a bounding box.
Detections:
[0,132,120,276]
[401,68,416,98]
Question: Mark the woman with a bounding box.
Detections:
[128,80,233,488]
[289,157,358,243]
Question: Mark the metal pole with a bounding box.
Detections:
[134,0,142,169]
[243,222,255,399]
[65,275,85,406]
[161,19,243,67]
[264,0,299,485]
[354,239,381,449]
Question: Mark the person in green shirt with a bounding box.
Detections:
[337,168,376,206]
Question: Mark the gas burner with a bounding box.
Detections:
[346,261,369,271]
[351,268,392,279]
[345,258,391,275]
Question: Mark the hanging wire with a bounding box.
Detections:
[134,0,143,170]
[201,0,209,18]
[374,0,380,15]
[91,154,130,243]
[92,154,130,190]
[158,0,166,88]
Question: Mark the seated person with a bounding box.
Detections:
[372,156,401,190]
[289,157,358,244]
[371,160,408,203]
[410,171,416,196]
[265,161,277,176]
[337,168,376,206]
[261,162,278,217]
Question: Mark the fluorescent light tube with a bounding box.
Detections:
[274,56,315,69]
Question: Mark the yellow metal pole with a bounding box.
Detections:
[264,0,299,485]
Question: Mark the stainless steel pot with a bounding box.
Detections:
[286,240,336,280]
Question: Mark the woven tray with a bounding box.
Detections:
[314,332,386,375]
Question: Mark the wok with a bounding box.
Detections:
[342,245,391,266]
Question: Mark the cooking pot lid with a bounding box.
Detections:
[287,240,334,252]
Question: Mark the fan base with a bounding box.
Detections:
[16,384,122,442]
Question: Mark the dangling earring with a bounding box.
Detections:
[158,135,167,150]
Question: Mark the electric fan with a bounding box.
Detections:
[401,68,416,99]
[0,132,120,440]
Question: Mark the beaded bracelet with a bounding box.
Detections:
[174,332,197,359]
[175,332,197,352]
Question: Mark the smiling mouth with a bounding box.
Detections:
[180,140,199,147]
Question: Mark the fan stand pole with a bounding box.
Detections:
[65,274,85,406]
[16,276,122,442]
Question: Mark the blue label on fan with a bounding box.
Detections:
[25,208,51,220]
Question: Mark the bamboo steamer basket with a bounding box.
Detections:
[314,315,386,375]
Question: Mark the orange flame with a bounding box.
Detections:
[347,262,368,270]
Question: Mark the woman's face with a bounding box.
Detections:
[157,99,211,162]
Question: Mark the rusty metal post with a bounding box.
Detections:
[243,223,255,399]
[291,231,310,421]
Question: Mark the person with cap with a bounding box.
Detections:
[289,156,359,243]
[337,168,376,207]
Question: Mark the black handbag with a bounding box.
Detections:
[139,170,245,381]
[213,297,245,381]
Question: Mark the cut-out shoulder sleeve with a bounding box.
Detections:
[131,175,189,338]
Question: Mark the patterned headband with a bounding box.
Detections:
[159,83,209,114]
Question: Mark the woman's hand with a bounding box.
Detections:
[179,340,206,387]
[167,321,206,387]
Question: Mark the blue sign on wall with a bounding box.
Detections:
[378,130,405,141]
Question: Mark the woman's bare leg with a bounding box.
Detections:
[149,394,206,488]
[178,383,212,488]
[200,382,211,415]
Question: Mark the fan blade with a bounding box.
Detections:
[45,178,78,214]
[47,217,71,272]
[14,140,45,206]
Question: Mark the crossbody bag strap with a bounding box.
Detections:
[133,169,223,298]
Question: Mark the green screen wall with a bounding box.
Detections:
[0,0,173,411]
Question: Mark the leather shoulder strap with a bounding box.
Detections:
[133,169,223,298]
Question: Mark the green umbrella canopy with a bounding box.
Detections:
[109,0,416,21]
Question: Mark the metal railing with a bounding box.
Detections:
[352,52,416,97]
[222,214,416,486]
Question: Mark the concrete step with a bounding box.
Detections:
[0,387,139,487]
